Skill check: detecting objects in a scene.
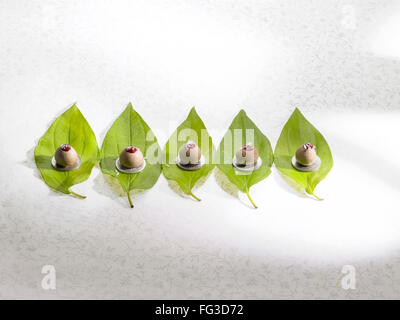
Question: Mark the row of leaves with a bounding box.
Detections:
[35,104,333,208]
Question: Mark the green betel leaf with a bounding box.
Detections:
[274,108,333,200]
[216,110,273,208]
[100,103,162,208]
[34,104,99,198]
[163,107,215,201]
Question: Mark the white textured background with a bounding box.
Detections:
[1,0,400,299]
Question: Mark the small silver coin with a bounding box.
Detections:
[291,155,321,172]
[176,155,205,171]
[116,158,146,174]
[51,156,81,171]
[232,156,262,172]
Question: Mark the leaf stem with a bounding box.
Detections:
[311,190,323,201]
[189,191,201,201]
[70,190,86,199]
[246,190,258,209]
[127,192,134,208]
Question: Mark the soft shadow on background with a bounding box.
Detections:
[2,0,400,300]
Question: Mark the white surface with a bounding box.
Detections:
[1,0,400,299]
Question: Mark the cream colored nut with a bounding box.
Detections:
[179,141,201,165]
[119,146,144,168]
[295,143,317,166]
[235,145,259,166]
[54,144,79,167]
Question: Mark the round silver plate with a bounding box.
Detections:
[232,156,262,172]
[116,158,146,174]
[176,155,205,171]
[51,156,81,171]
[291,155,321,172]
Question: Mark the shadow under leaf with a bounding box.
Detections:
[273,168,308,199]
[214,167,239,199]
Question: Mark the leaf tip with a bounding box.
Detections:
[188,106,200,119]
[68,103,79,112]
[126,102,134,111]
[189,106,197,114]
[293,107,304,116]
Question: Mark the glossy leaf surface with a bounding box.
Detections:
[163,107,215,201]
[34,104,99,198]
[274,108,333,199]
[100,103,162,207]
[217,110,273,208]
